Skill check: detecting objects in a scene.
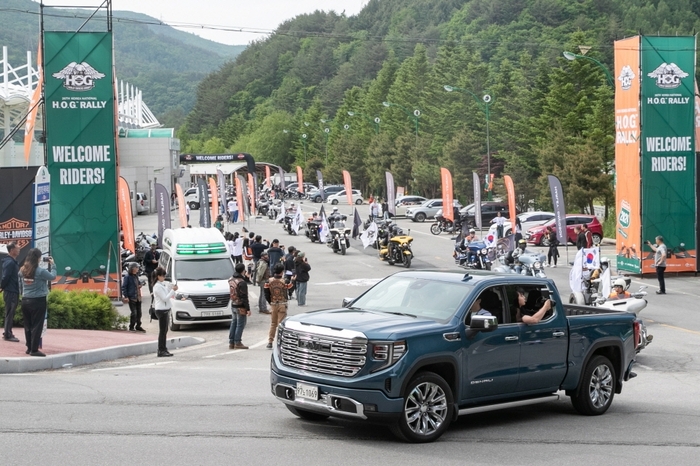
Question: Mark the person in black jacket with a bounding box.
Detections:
[293,252,311,306]
[121,264,145,332]
[228,263,251,349]
[1,242,21,342]
[575,226,586,250]
[545,228,560,268]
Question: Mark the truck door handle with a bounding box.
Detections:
[505,336,519,341]
[553,331,565,337]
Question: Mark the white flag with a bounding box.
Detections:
[276,201,285,223]
[319,206,330,243]
[360,221,378,249]
[600,267,611,299]
[582,247,600,270]
[292,204,304,234]
[569,249,584,293]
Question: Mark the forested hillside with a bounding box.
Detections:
[181,0,700,215]
[0,0,245,124]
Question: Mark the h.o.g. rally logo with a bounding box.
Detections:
[617,65,635,91]
[52,62,105,91]
[647,62,688,90]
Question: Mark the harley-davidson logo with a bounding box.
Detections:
[52,61,105,91]
[0,218,32,249]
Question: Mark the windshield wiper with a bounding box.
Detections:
[382,311,417,318]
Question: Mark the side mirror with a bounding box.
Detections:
[342,297,355,308]
[467,315,498,339]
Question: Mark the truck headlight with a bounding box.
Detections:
[175,292,190,300]
[370,340,407,372]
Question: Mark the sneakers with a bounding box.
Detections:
[551,264,557,268]
[234,343,249,350]
[135,326,146,333]
[655,290,666,295]
[266,342,273,349]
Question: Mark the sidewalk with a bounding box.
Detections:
[0,329,203,374]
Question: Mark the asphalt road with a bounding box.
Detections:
[1,203,699,465]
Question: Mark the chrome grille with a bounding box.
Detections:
[191,293,230,309]
[280,328,367,377]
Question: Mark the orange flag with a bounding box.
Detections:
[175,184,188,227]
[296,166,304,193]
[24,43,42,165]
[504,175,517,229]
[342,170,353,205]
[118,177,135,253]
[248,173,256,215]
[208,177,219,223]
[440,168,454,222]
[265,165,271,188]
[235,176,245,223]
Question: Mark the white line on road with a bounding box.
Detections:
[91,361,177,372]
[202,338,269,359]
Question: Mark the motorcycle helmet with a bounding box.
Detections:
[332,207,339,213]
[469,228,475,233]
[613,278,626,288]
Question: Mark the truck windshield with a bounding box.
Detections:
[175,258,234,281]
[351,276,471,322]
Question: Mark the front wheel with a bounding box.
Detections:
[430,223,441,235]
[340,241,346,255]
[169,312,181,331]
[571,355,616,416]
[403,253,412,268]
[286,405,329,421]
[331,199,339,205]
[391,372,453,443]
[415,212,426,222]
[188,201,199,210]
[541,236,550,246]
[355,199,363,205]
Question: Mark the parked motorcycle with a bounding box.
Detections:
[327,215,351,254]
[379,224,414,267]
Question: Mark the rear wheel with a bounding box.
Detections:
[286,405,329,421]
[430,223,441,235]
[571,355,616,416]
[390,372,453,443]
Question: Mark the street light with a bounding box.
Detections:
[562,51,614,88]
[382,101,420,147]
[443,85,494,200]
[347,111,380,134]
[283,129,307,163]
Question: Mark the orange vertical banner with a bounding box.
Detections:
[118,177,135,253]
[247,173,256,215]
[175,184,187,227]
[265,165,271,188]
[296,166,304,193]
[440,167,454,222]
[24,43,42,165]
[614,36,642,273]
[342,170,353,205]
[503,175,516,229]
[208,177,219,222]
[235,176,245,223]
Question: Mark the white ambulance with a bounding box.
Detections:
[159,228,234,330]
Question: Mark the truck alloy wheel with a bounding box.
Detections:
[392,372,453,443]
[571,355,615,415]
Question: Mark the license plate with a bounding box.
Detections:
[201,311,223,317]
[296,382,318,401]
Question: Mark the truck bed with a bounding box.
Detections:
[563,303,630,316]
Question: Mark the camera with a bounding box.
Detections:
[42,256,51,262]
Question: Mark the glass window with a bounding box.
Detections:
[175,258,234,281]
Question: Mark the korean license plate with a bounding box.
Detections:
[296,382,318,401]
[201,311,224,317]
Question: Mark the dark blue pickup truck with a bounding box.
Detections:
[270,271,640,443]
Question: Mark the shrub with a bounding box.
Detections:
[603,207,616,240]
[0,290,125,330]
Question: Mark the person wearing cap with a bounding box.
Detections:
[608,278,631,300]
[255,252,271,313]
[293,252,311,306]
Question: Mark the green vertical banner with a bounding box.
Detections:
[640,36,697,273]
[44,32,119,296]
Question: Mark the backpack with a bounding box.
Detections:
[228,276,245,307]
[266,277,288,304]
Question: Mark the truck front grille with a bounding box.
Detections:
[191,293,230,309]
[280,328,367,377]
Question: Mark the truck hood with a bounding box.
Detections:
[288,308,446,339]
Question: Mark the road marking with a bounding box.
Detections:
[91,361,177,372]
[659,324,700,336]
[635,364,653,371]
[317,278,382,286]
[202,338,269,359]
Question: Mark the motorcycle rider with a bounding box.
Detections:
[608,278,631,300]
[508,239,528,271]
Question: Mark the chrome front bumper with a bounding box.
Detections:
[273,383,368,420]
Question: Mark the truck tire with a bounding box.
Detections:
[391,371,454,443]
[286,405,329,421]
[570,355,616,416]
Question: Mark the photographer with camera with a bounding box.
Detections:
[18,249,57,357]
[646,236,667,295]
[514,287,552,325]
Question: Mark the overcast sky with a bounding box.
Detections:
[38,1,369,45]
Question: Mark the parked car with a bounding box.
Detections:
[285,182,316,193]
[135,192,150,215]
[395,195,427,207]
[184,187,213,210]
[327,189,364,205]
[526,214,603,246]
[309,185,344,203]
[459,201,519,227]
[271,270,639,443]
[486,211,555,236]
[406,199,461,222]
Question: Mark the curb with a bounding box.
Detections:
[0,336,205,374]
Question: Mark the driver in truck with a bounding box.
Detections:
[514,287,552,324]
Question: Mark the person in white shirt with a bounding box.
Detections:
[228,199,238,223]
[152,267,178,357]
[231,232,244,264]
[491,211,505,238]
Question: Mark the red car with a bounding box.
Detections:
[526,215,603,246]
